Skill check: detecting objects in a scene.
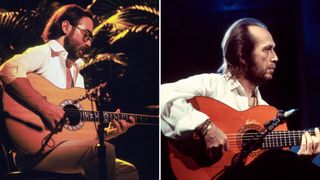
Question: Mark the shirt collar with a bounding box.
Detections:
[48,40,68,60]
[223,72,260,97]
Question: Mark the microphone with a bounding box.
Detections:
[264,109,299,129]
[277,109,299,120]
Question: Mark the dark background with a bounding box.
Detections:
[162,0,320,178]
[0,0,159,180]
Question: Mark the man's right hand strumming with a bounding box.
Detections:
[197,119,229,160]
[38,101,65,132]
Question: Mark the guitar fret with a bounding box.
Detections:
[272,133,275,147]
[280,131,283,147]
[87,111,90,121]
[82,111,85,121]
[275,131,279,147]
[275,132,279,147]
[287,130,291,146]
[297,130,304,146]
[102,112,107,123]
[292,130,296,146]
[267,133,272,148]
[286,131,290,146]
[78,110,158,125]
[265,134,269,148]
[284,131,287,146]
[104,113,109,122]
[85,111,89,121]
[291,131,295,146]
[293,131,297,146]
[276,132,279,147]
[272,131,279,147]
[283,131,285,146]
[89,111,92,121]
[263,134,268,148]
[295,130,300,146]
[266,134,270,148]
[296,130,301,146]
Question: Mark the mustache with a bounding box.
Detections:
[79,46,90,54]
[269,64,276,69]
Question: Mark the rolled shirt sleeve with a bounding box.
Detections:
[0,46,48,84]
[161,74,216,139]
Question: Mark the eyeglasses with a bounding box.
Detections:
[74,26,93,43]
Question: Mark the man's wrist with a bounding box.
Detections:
[196,119,212,136]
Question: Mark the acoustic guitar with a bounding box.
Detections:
[2,73,158,154]
[167,96,311,180]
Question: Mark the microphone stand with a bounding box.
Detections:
[218,113,288,179]
[95,88,108,180]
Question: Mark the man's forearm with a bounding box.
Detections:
[7,77,48,113]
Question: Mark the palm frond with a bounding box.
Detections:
[0,9,41,60]
[109,24,158,44]
[87,0,158,16]
[93,10,134,35]
[127,5,159,15]
[0,1,60,61]
[93,4,159,45]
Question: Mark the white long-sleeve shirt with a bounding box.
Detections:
[161,73,268,139]
[0,40,84,88]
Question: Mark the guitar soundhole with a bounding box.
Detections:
[241,129,262,151]
[63,104,80,126]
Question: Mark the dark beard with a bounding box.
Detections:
[245,58,268,85]
[64,32,80,60]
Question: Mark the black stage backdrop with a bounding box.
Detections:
[162,0,320,178]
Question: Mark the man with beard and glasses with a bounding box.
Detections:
[161,18,320,179]
[0,4,138,180]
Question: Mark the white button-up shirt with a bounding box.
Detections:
[161,73,268,139]
[0,40,84,88]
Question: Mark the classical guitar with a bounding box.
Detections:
[2,73,158,154]
[167,96,312,180]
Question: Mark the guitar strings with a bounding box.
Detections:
[222,134,307,150]
[226,134,310,141]
[225,134,306,149]
[62,108,158,117]
[224,132,312,150]
[61,108,158,125]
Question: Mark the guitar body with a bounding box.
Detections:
[3,73,98,154]
[167,96,287,180]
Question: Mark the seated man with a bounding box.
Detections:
[0,4,138,180]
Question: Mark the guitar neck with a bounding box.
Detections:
[262,129,317,148]
[76,110,158,125]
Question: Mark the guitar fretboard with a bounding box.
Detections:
[78,110,158,125]
[262,129,316,148]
